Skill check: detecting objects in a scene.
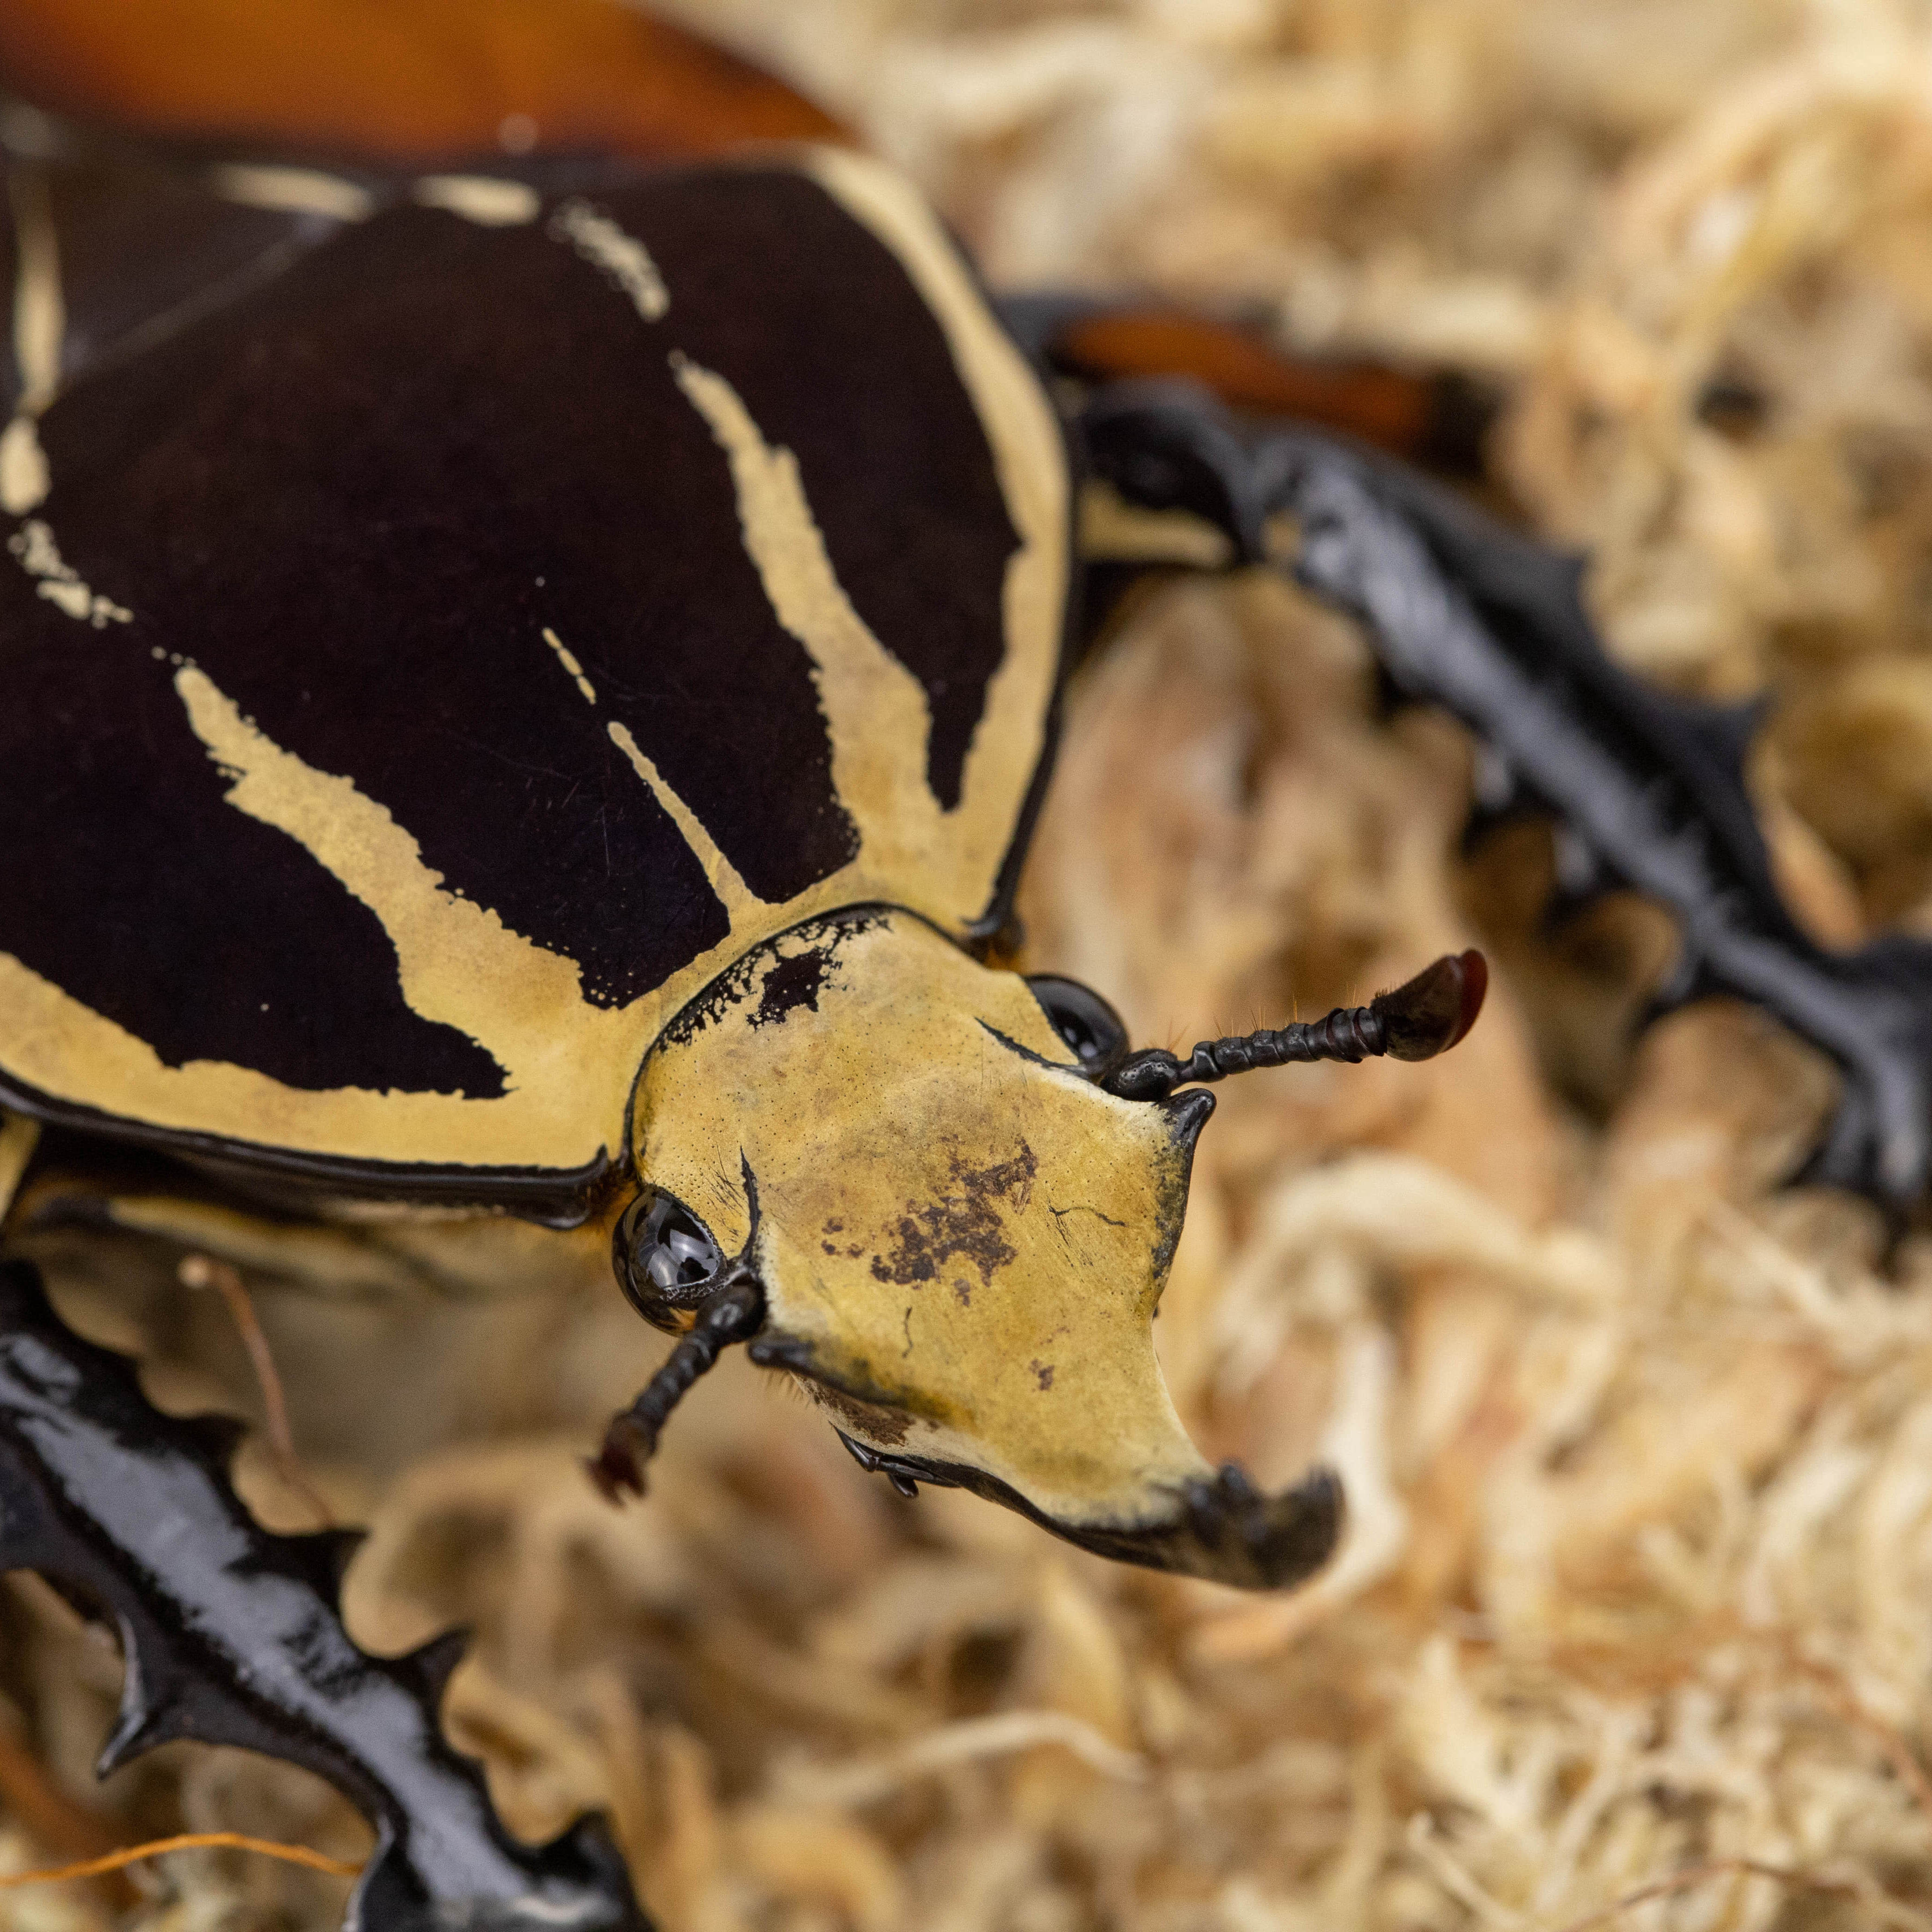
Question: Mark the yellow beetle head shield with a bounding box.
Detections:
[592,907,1483,1592]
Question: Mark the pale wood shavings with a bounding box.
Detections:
[768,1710,1147,1810]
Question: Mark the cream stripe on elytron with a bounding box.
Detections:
[548,199,669,322]
[8,516,130,627]
[174,666,603,1057]
[209,164,375,222]
[673,352,946,884]
[2,169,132,627]
[804,148,1068,908]
[607,720,769,929]
[412,176,540,228]
[0,1108,38,1227]
[542,625,599,704]
[0,657,665,1172]
[2,163,59,516]
[668,255,1064,925]
[537,614,772,932]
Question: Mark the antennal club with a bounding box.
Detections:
[587,1269,765,1501]
[1105,949,1488,1102]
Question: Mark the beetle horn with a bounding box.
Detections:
[1135,1459,1343,1591]
[587,1267,765,1502]
[1105,948,1487,1101]
[835,1433,1345,1591]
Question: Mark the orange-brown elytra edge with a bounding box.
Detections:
[0,0,847,162]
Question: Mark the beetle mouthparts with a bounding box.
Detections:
[587,1271,765,1503]
[1105,948,1488,1099]
[834,1442,1345,1591]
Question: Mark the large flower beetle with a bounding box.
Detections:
[1,27,1931,1929]
[0,131,1493,1586]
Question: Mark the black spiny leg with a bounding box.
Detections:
[0,1260,647,1932]
[1077,379,1932,1213]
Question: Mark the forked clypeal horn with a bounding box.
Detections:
[1105,949,1488,1102]
[1082,1461,1346,1591]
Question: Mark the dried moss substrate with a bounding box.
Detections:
[9,0,1932,1925]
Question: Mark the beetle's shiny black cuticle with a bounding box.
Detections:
[0,1261,645,1932]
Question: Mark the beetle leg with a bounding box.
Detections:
[1074,378,1932,1213]
[0,1259,644,1931]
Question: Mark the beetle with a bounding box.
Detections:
[3,104,1931,1592]
[0,124,1495,1595]
[3,29,1932,1931]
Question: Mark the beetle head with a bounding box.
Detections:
[614,906,1343,1591]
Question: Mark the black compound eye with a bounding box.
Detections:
[613,1187,725,1333]
[1026,974,1129,1076]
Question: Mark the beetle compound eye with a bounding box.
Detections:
[614,1188,726,1333]
[1026,975,1129,1075]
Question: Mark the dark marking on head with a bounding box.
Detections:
[750,947,829,1029]
[1030,1359,1055,1391]
[1049,1201,1127,1228]
[869,1142,1038,1290]
[659,908,887,1047]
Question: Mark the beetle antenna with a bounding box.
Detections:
[1106,950,1487,1101]
[587,1266,766,1502]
